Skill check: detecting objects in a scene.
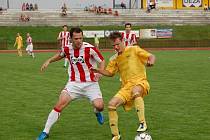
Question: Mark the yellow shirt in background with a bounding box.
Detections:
[94,36,99,44]
[15,36,23,49]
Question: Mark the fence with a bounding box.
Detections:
[33,42,60,50]
[1,39,210,50]
[139,39,210,48]
[85,38,210,49]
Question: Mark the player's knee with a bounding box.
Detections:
[94,102,104,112]
[133,93,142,99]
[108,101,117,111]
[93,99,104,111]
[95,104,104,112]
[132,86,143,98]
[132,86,141,93]
[108,105,117,111]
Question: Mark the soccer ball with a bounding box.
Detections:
[135,132,152,140]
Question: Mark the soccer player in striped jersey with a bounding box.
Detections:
[25,33,35,58]
[121,23,137,47]
[91,32,155,140]
[37,27,105,140]
[57,25,70,67]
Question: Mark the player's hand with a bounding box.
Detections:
[147,55,155,67]
[94,73,102,81]
[146,61,154,67]
[89,67,99,73]
[40,60,50,72]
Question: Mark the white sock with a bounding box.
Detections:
[31,52,35,58]
[43,109,60,134]
[64,58,68,67]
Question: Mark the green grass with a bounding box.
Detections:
[1,25,210,49]
[0,50,210,140]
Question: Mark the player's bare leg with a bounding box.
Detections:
[17,48,22,56]
[30,51,35,58]
[92,98,104,125]
[37,90,72,140]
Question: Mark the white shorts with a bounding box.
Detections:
[26,44,33,52]
[62,81,103,101]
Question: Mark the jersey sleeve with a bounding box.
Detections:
[58,32,62,39]
[132,34,137,43]
[136,47,151,64]
[106,59,118,75]
[90,47,104,63]
[15,37,18,43]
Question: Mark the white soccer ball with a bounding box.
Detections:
[135,132,152,140]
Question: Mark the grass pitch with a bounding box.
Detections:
[0,50,210,140]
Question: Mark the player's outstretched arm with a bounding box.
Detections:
[14,41,16,47]
[41,60,50,72]
[91,68,114,77]
[94,60,106,81]
[147,54,156,67]
[40,52,64,72]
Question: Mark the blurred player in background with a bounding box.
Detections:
[14,33,23,56]
[94,34,100,50]
[26,33,35,58]
[37,27,105,140]
[91,32,155,140]
[57,25,70,67]
[121,23,137,47]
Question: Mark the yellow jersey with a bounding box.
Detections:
[106,46,151,85]
[15,36,23,48]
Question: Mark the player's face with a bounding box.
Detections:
[111,38,123,53]
[125,25,131,33]
[72,32,83,49]
[63,26,68,31]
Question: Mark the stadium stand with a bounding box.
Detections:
[0,9,210,26]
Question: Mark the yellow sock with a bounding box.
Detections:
[108,108,119,136]
[134,96,146,124]
[18,49,22,56]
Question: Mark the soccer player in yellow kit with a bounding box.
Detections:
[91,32,156,140]
[14,33,23,56]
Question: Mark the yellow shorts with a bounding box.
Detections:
[17,46,22,49]
[115,78,150,111]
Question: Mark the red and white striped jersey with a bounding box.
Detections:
[121,32,137,47]
[61,42,104,82]
[58,31,70,48]
[26,36,32,45]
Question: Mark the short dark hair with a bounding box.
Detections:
[125,23,132,28]
[63,25,68,28]
[109,32,122,41]
[70,27,83,38]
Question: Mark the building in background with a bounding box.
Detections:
[143,0,209,9]
[0,0,209,10]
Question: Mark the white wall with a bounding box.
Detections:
[0,0,7,9]
[5,0,113,9]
